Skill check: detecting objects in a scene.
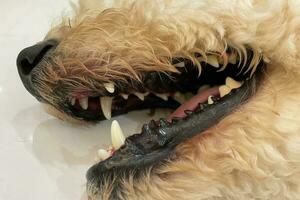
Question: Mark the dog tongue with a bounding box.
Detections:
[167,87,220,122]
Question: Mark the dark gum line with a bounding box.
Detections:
[86,61,266,196]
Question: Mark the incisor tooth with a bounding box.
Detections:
[207,55,220,68]
[97,149,110,161]
[121,94,129,100]
[208,96,214,105]
[111,120,125,150]
[219,85,232,98]
[226,77,242,89]
[134,92,149,101]
[174,61,185,68]
[100,97,113,119]
[104,83,115,93]
[79,97,88,110]
[155,93,169,101]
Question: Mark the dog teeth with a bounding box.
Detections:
[134,92,149,101]
[219,85,232,98]
[111,120,125,150]
[198,85,210,93]
[208,95,214,104]
[174,61,185,68]
[104,83,115,93]
[226,77,242,89]
[97,149,110,161]
[154,93,169,101]
[207,55,220,68]
[79,97,89,110]
[228,53,237,64]
[100,97,113,119]
[121,94,129,100]
[70,97,76,106]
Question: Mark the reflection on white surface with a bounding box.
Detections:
[0,0,172,200]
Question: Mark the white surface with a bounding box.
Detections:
[0,1,169,199]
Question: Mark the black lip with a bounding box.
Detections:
[86,61,265,197]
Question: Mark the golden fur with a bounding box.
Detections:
[40,0,300,199]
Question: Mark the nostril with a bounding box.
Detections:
[17,39,58,76]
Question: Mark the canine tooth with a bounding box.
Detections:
[228,53,237,64]
[97,149,110,161]
[104,83,115,93]
[219,85,232,98]
[134,92,148,101]
[121,94,129,100]
[155,93,169,101]
[111,120,125,150]
[100,97,113,119]
[70,97,76,106]
[174,61,185,68]
[207,55,220,68]
[79,97,88,110]
[226,77,242,89]
[198,85,210,93]
[208,95,214,105]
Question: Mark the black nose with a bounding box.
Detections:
[17,39,58,97]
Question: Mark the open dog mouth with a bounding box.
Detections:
[83,49,266,194]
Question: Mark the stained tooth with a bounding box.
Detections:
[97,149,110,161]
[226,77,242,89]
[197,85,210,93]
[207,55,220,68]
[104,83,115,93]
[219,85,232,98]
[111,120,125,150]
[208,95,214,105]
[121,94,129,100]
[228,53,237,64]
[134,92,149,101]
[174,61,185,68]
[70,97,76,106]
[173,92,186,104]
[100,97,113,119]
[155,93,169,101]
[79,97,88,110]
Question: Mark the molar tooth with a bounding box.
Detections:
[79,97,89,110]
[154,93,169,101]
[134,92,149,101]
[228,53,237,64]
[121,94,129,100]
[111,120,125,150]
[226,77,242,89]
[70,97,76,106]
[208,95,214,105]
[207,55,220,68]
[174,61,185,68]
[97,149,110,161]
[219,85,232,98]
[197,85,210,93]
[100,97,113,119]
[104,83,115,93]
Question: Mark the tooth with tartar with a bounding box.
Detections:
[208,95,214,105]
[228,53,237,64]
[134,92,149,101]
[174,62,185,68]
[155,93,169,101]
[79,97,89,110]
[207,55,220,68]
[121,94,129,100]
[97,149,110,161]
[104,83,115,93]
[100,97,113,119]
[219,85,232,98]
[198,85,210,93]
[70,97,76,106]
[111,120,125,150]
[226,77,242,89]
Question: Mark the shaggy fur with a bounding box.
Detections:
[39,0,300,199]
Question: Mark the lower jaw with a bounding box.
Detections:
[85,61,266,196]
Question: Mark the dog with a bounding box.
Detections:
[16,0,300,199]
